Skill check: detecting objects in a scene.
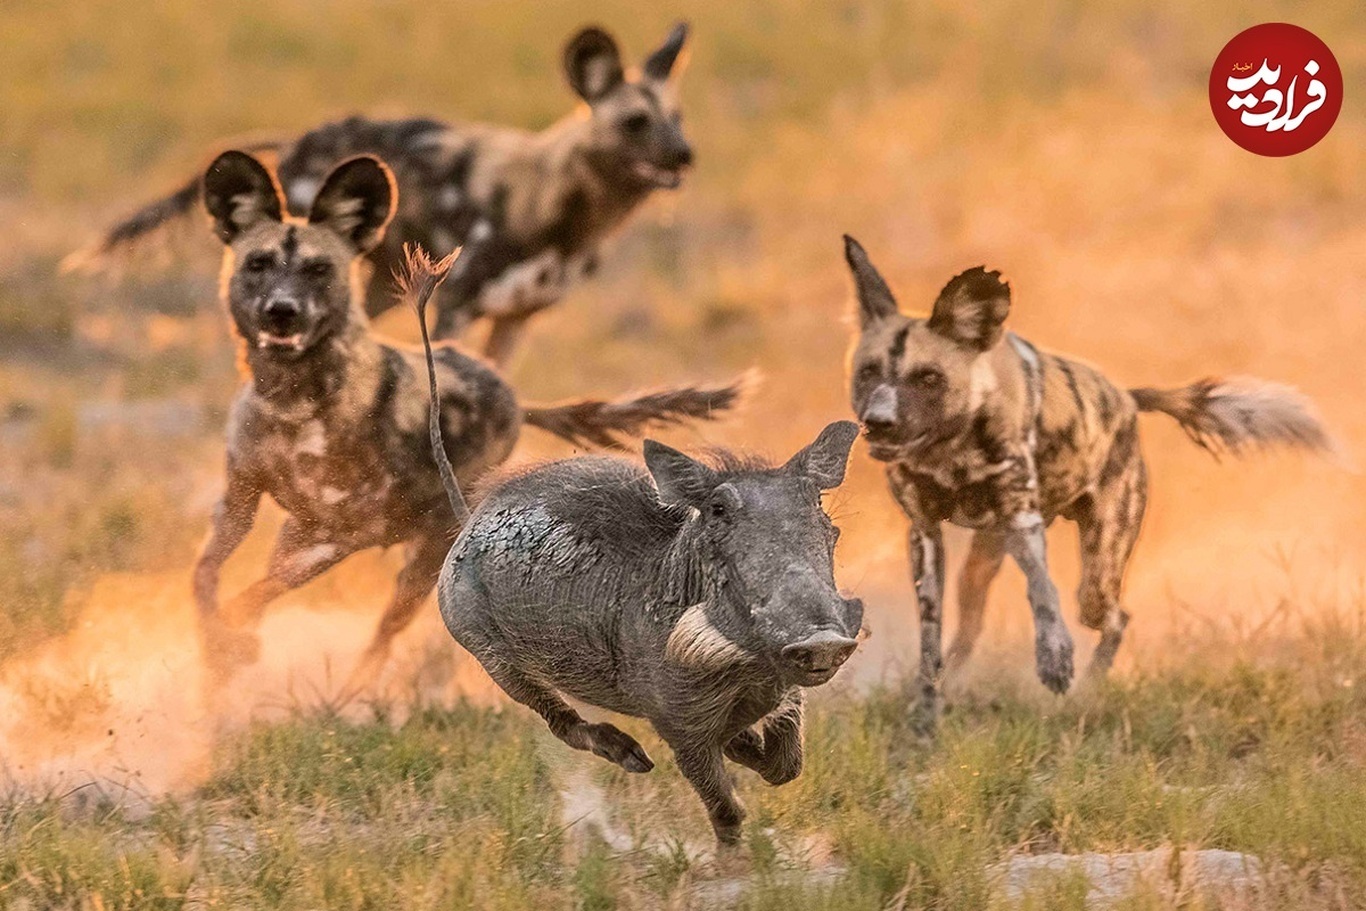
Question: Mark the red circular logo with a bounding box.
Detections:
[1209,23,1342,156]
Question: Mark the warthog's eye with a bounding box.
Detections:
[621,113,650,136]
[709,501,728,520]
[243,252,275,273]
[910,367,945,390]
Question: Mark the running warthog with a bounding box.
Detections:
[412,265,863,842]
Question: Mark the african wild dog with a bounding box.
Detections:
[191,149,739,690]
[68,23,694,367]
[842,236,1333,733]
[410,247,862,841]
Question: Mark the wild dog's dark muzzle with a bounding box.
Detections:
[665,141,694,170]
[861,385,904,454]
[256,297,308,351]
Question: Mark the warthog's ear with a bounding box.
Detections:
[644,439,719,508]
[786,421,860,489]
[203,151,285,244]
[643,22,689,81]
[308,155,397,254]
[565,26,625,102]
[929,266,1011,351]
[843,235,899,327]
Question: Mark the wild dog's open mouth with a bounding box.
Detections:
[632,161,685,189]
[864,428,940,462]
[865,441,903,462]
[256,331,306,351]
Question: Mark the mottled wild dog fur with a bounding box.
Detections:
[414,287,863,841]
[842,236,1333,733]
[191,150,739,689]
[69,23,694,367]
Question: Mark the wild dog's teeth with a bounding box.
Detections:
[257,332,305,350]
[632,161,682,188]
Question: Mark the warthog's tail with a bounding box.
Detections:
[523,371,754,450]
[1130,376,1336,459]
[61,135,286,274]
[399,244,471,524]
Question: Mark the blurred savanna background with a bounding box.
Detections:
[1,0,1364,907]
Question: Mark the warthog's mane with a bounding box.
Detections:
[483,449,780,561]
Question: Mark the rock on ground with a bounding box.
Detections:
[990,847,1264,908]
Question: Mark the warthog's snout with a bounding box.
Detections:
[782,630,858,682]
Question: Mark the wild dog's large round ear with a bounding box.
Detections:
[784,421,861,490]
[203,150,285,244]
[307,155,397,254]
[643,22,689,81]
[928,266,1011,351]
[843,235,899,327]
[644,439,720,508]
[564,26,625,102]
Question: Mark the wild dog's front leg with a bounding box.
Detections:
[482,314,531,369]
[209,520,358,675]
[910,524,946,735]
[193,467,262,620]
[724,688,804,785]
[1004,511,1074,694]
[344,535,451,695]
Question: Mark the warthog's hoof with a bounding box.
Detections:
[585,722,654,773]
[1035,627,1075,695]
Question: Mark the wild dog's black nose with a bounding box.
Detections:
[671,144,694,168]
[782,632,858,674]
[861,385,898,434]
[863,415,896,436]
[263,297,302,325]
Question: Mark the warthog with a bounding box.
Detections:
[410,256,864,843]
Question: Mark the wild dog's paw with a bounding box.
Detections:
[585,722,654,773]
[1035,625,1075,694]
[910,696,941,740]
[200,615,262,679]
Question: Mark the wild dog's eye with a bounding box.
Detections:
[301,260,333,280]
[621,113,650,135]
[857,363,881,384]
[910,368,945,389]
[243,253,274,273]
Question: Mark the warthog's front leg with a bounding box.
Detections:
[673,741,745,846]
[724,689,805,785]
[910,524,946,735]
[1005,511,1074,694]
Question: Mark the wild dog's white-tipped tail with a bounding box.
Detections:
[522,369,757,450]
[397,243,469,523]
[1130,376,1341,461]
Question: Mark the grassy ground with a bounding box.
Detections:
[2,0,1366,908]
[4,609,1365,909]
